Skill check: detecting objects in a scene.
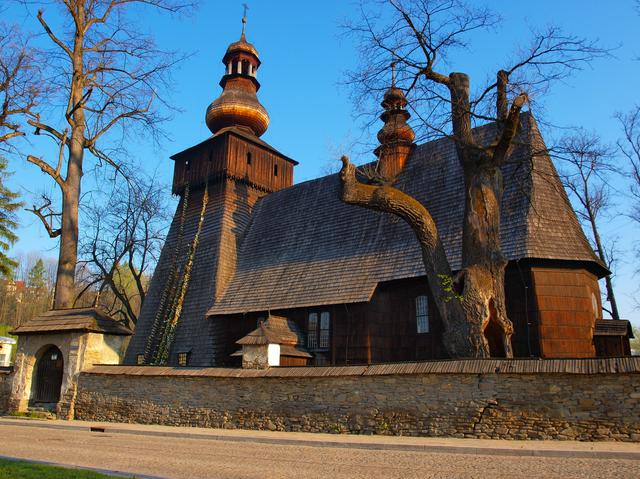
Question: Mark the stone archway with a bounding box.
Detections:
[31,345,64,405]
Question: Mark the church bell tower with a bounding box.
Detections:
[124,13,297,367]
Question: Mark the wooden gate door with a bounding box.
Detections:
[34,346,64,403]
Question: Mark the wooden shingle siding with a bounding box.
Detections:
[125,179,268,367]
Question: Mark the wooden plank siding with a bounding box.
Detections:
[212,265,533,365]
[530,266,600,358]
[226,135,293,191]
[172,131,294,195]
[210,261,607,366]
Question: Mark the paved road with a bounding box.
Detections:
[0,420,638,479]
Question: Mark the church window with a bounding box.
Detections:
[307,313,318,349]
[319,312,330,349]
[136,354,145,365]
[247,151,252,165]
[177,351,191,367]
[274,164,278,176]
[307,311,330,350]
[416,295,429,334]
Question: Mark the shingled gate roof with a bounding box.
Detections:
[11,307,133,336]
[208,113,602,316]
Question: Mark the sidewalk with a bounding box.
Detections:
[1,416,638,460]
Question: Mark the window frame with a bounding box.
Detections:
[307,310,330,351]
[415,295,429,334]
[177,351,191,367]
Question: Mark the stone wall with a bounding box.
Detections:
[75,360,640,441]
[0,368,14,413]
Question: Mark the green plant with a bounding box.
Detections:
[437,274,464,303]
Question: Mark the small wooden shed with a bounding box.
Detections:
[593,319,634,357]
[232,315,311,368]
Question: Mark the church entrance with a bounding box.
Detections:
[33,345,64,404]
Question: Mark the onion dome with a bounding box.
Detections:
[374,66,415,179]
[205,14,270,137]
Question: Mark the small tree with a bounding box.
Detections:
[554,131,620,319]
[0,157,21,278]
[341,0,607,357]
[27,258,47,290]
[25,0,191,309]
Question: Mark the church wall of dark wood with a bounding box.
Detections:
[172,137,228,194]
[213,263,601,366]
[172,133,294,195]
[504,263,540,357]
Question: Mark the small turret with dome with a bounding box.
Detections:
[374,63,415,179]
[205,9,270,137]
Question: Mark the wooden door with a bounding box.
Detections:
[34,346,64,403]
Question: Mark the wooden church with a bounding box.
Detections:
[124,19,631,368]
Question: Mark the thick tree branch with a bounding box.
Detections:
[492,93,528,166]
[37,10,73,58]
[27,154,66,189]
[26,200,62,238]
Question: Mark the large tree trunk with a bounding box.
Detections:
[53,140,82,309]
[449,72,514,358]
[53,9,86,309]
[458,165,513,357]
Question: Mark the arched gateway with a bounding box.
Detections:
[33,345,64,404]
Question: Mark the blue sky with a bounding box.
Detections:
[5,1,640,325]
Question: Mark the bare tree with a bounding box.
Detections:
[76,173,168,325]
[340,0,607,357]
[24,0,191,309]
[0,22,40,150]
[618,107,640,226]
[554,131,620,319]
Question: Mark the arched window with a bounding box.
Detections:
[415,295,429,333]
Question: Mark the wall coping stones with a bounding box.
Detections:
[84,357,640,378]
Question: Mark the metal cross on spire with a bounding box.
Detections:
[241,3,249,37]
[391,61,396,87]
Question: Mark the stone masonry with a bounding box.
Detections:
[74,361,640,441]
[0,369,13,413]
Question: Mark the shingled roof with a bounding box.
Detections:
[207,113,602,316]
[233,315,312,358]
[594,319,634,337]
[11,307,133,336]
